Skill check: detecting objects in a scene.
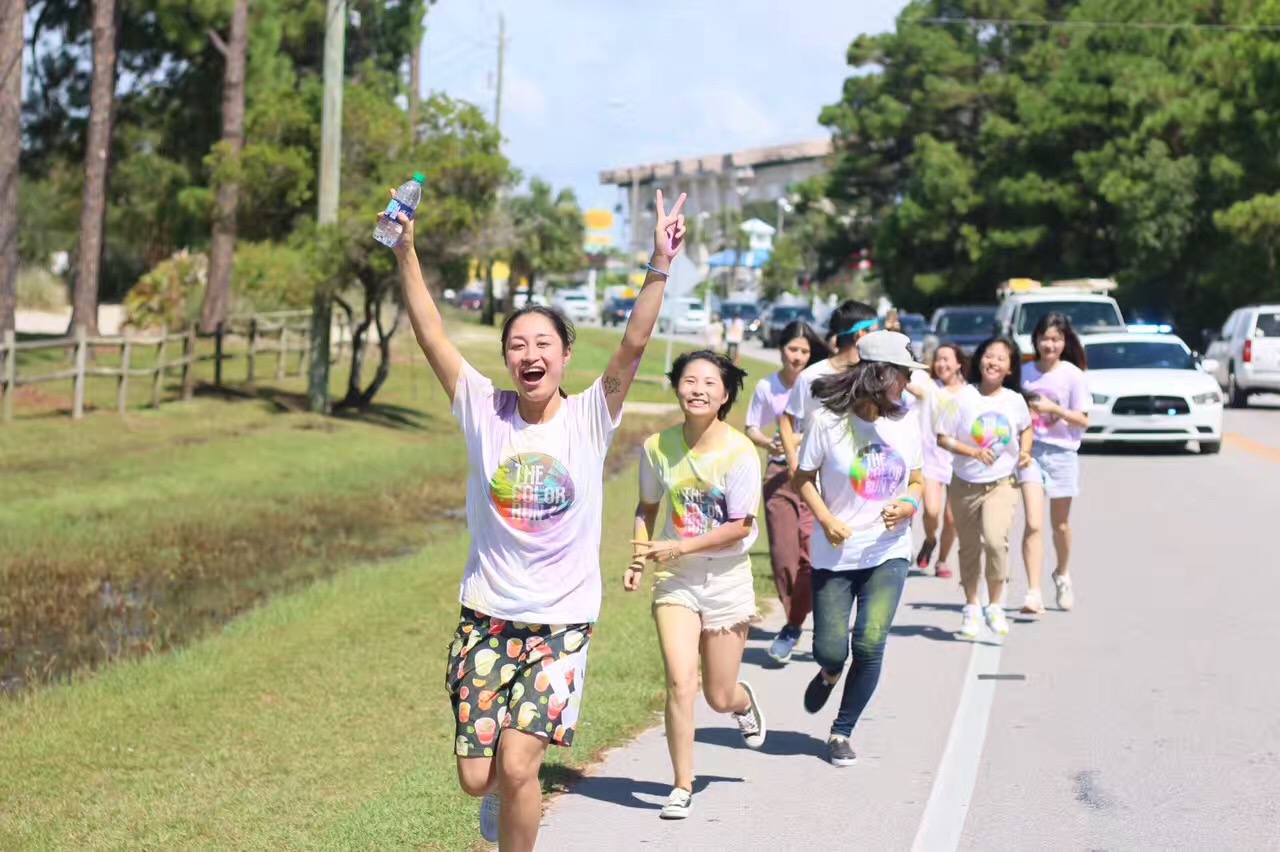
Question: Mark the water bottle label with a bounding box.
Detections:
[384,199,414,221]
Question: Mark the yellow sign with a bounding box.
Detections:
[584,209,615,231]
[584,233,613,246]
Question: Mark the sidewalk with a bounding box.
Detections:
[536,568,988,850]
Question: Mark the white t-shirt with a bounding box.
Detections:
[639,424,761,560]
[784,358,838,435]
[744,373,793,464]
[920,380,964,476]
[451,361,621,624]
[797,407,923,572]
[938,384,1032,484]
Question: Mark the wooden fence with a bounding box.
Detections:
[0,310,351,424]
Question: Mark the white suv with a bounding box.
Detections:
[995,291,1126,358]
[1205,304,1280,407]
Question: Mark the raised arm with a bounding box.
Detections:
[382,201,463,402]
[601,190,687,420]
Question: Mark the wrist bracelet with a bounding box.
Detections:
[900,495,921,513]
[645,263,670,278]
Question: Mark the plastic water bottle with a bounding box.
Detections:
[374,172,425,248]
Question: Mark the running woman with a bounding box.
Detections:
[1018,313,1089,614]
[792,331,926,766]
[914,343,968,579]
[936,336,1033,639]
[625,350,767,820]
[743,321,830,664]
[779,300,879,477]
[382,188,687,852]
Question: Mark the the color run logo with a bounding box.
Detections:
[489,452,575,532]
[970,412,1013,450]
[849,443,906,500]
[1031,391,1060,431]
[670,479,728,538]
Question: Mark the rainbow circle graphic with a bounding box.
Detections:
[669,478,728,538]
[970,412,1013,450]
[849,443,907,500]
[489,452,576,532]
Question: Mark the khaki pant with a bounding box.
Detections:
[948,476,1021,587]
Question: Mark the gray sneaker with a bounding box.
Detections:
[479,791,501,842]
[827,735,857,767]
[660,786,693,819]
[733,680,767,749]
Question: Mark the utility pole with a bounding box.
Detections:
[308,0,345,413]
[482,12,505,326]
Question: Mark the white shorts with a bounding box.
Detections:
[923,461,954,485]
[1018,442,1080,499]
[653,554,759,632]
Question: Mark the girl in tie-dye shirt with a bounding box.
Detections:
[625,350,766,820]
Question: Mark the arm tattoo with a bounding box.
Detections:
[603,374,622,396]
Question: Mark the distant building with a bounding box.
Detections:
[600,139,833,255]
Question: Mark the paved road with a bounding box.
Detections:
[538,402,1280,850]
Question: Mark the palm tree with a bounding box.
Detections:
[0,0,24,337]
[504,178,584,313]
[69,0,119,336]
[200,0,249,333]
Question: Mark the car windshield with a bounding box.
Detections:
[899,315,928,333]
[1256,312,1280,337]
[614,298,636,309]
[1085,341,1196,370]
[1017,301,1123,334]
[562,294,587,302]
[772,306,812,323]
[935,309,996,335]
[722,304,759,319]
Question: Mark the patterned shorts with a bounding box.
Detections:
[444,607,593,758]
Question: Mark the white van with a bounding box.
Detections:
[996,290,1126,358]
[1205,304,1280,407]
[659,297,710,335]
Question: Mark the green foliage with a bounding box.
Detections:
[820,0,1280,329]
[507,177,585,293]
[232,240,321,312]
[122,250,209,330]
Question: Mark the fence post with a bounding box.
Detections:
[247,318,258,385]
[117,328,132,414]
[182,325,196,401]
[214,321,224,388]
[297,323,308,376]
[152,325,168,408]
[277,325,288,380]
[1,328,14,423]
[72,325,87,420]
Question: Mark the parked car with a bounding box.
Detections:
[601,296,636,327]
[761,304,815,347]
[1204,304,1280,407]
[925,305,998,357]
[898,312,929,358]
[659,297,710,335]
[552,290,595,325]
[457,289,484,312]
[1081,333,1223,454]
[996,291,1126,359]
[720,302,763,340]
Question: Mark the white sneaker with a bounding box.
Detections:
[479,791,501,843]
[1020,589,1044,614]
[1055,574,1075,610]
[959,604,982,638]
[660,786,693,819]
[732,680,767,749]
[984,604,1010,636]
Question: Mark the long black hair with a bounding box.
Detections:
[812,360,910,420]
[667,349,748,420]
[501,304,575,351]
[778,320,830,365]
[1031,312,1088,370]
[969,335,1024,394]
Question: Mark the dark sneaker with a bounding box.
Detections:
[804,670,837,714]
[915,537,936,570]
[767,625,801,664]
[733,680,767,749]
[827,735,857,767]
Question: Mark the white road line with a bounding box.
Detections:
[911,637,1005,852]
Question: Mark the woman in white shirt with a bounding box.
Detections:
[936,336,1033,639]
[793,331,925,767]
[914,343,968,578]
[384,189,686,851]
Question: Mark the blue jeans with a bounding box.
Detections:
[811,558,909,738]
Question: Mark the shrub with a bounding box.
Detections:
[123,251,209,331]
[16,266,70,311]
[231,240,319,314]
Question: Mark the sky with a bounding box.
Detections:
[420,0,911,217]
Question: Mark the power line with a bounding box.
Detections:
[914,16,1280,33]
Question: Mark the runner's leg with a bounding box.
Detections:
[1050,496,1074,577]
[830,558,909,737]
[700,624,751,715]
[655,603,704,791]
[496,728,550,852]
[1021,480,1045,600]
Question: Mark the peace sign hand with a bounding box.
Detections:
[652,190,687,261]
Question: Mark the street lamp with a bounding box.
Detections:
[776,197,794,237]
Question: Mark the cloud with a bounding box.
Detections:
[689,84,784,148]
[503,70,548,127]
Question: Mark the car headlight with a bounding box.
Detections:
[1192,391,1221,405]
[1091,393,1110,404]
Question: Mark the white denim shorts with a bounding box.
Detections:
[652,553,759,632]
[1018,442,1080,499]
